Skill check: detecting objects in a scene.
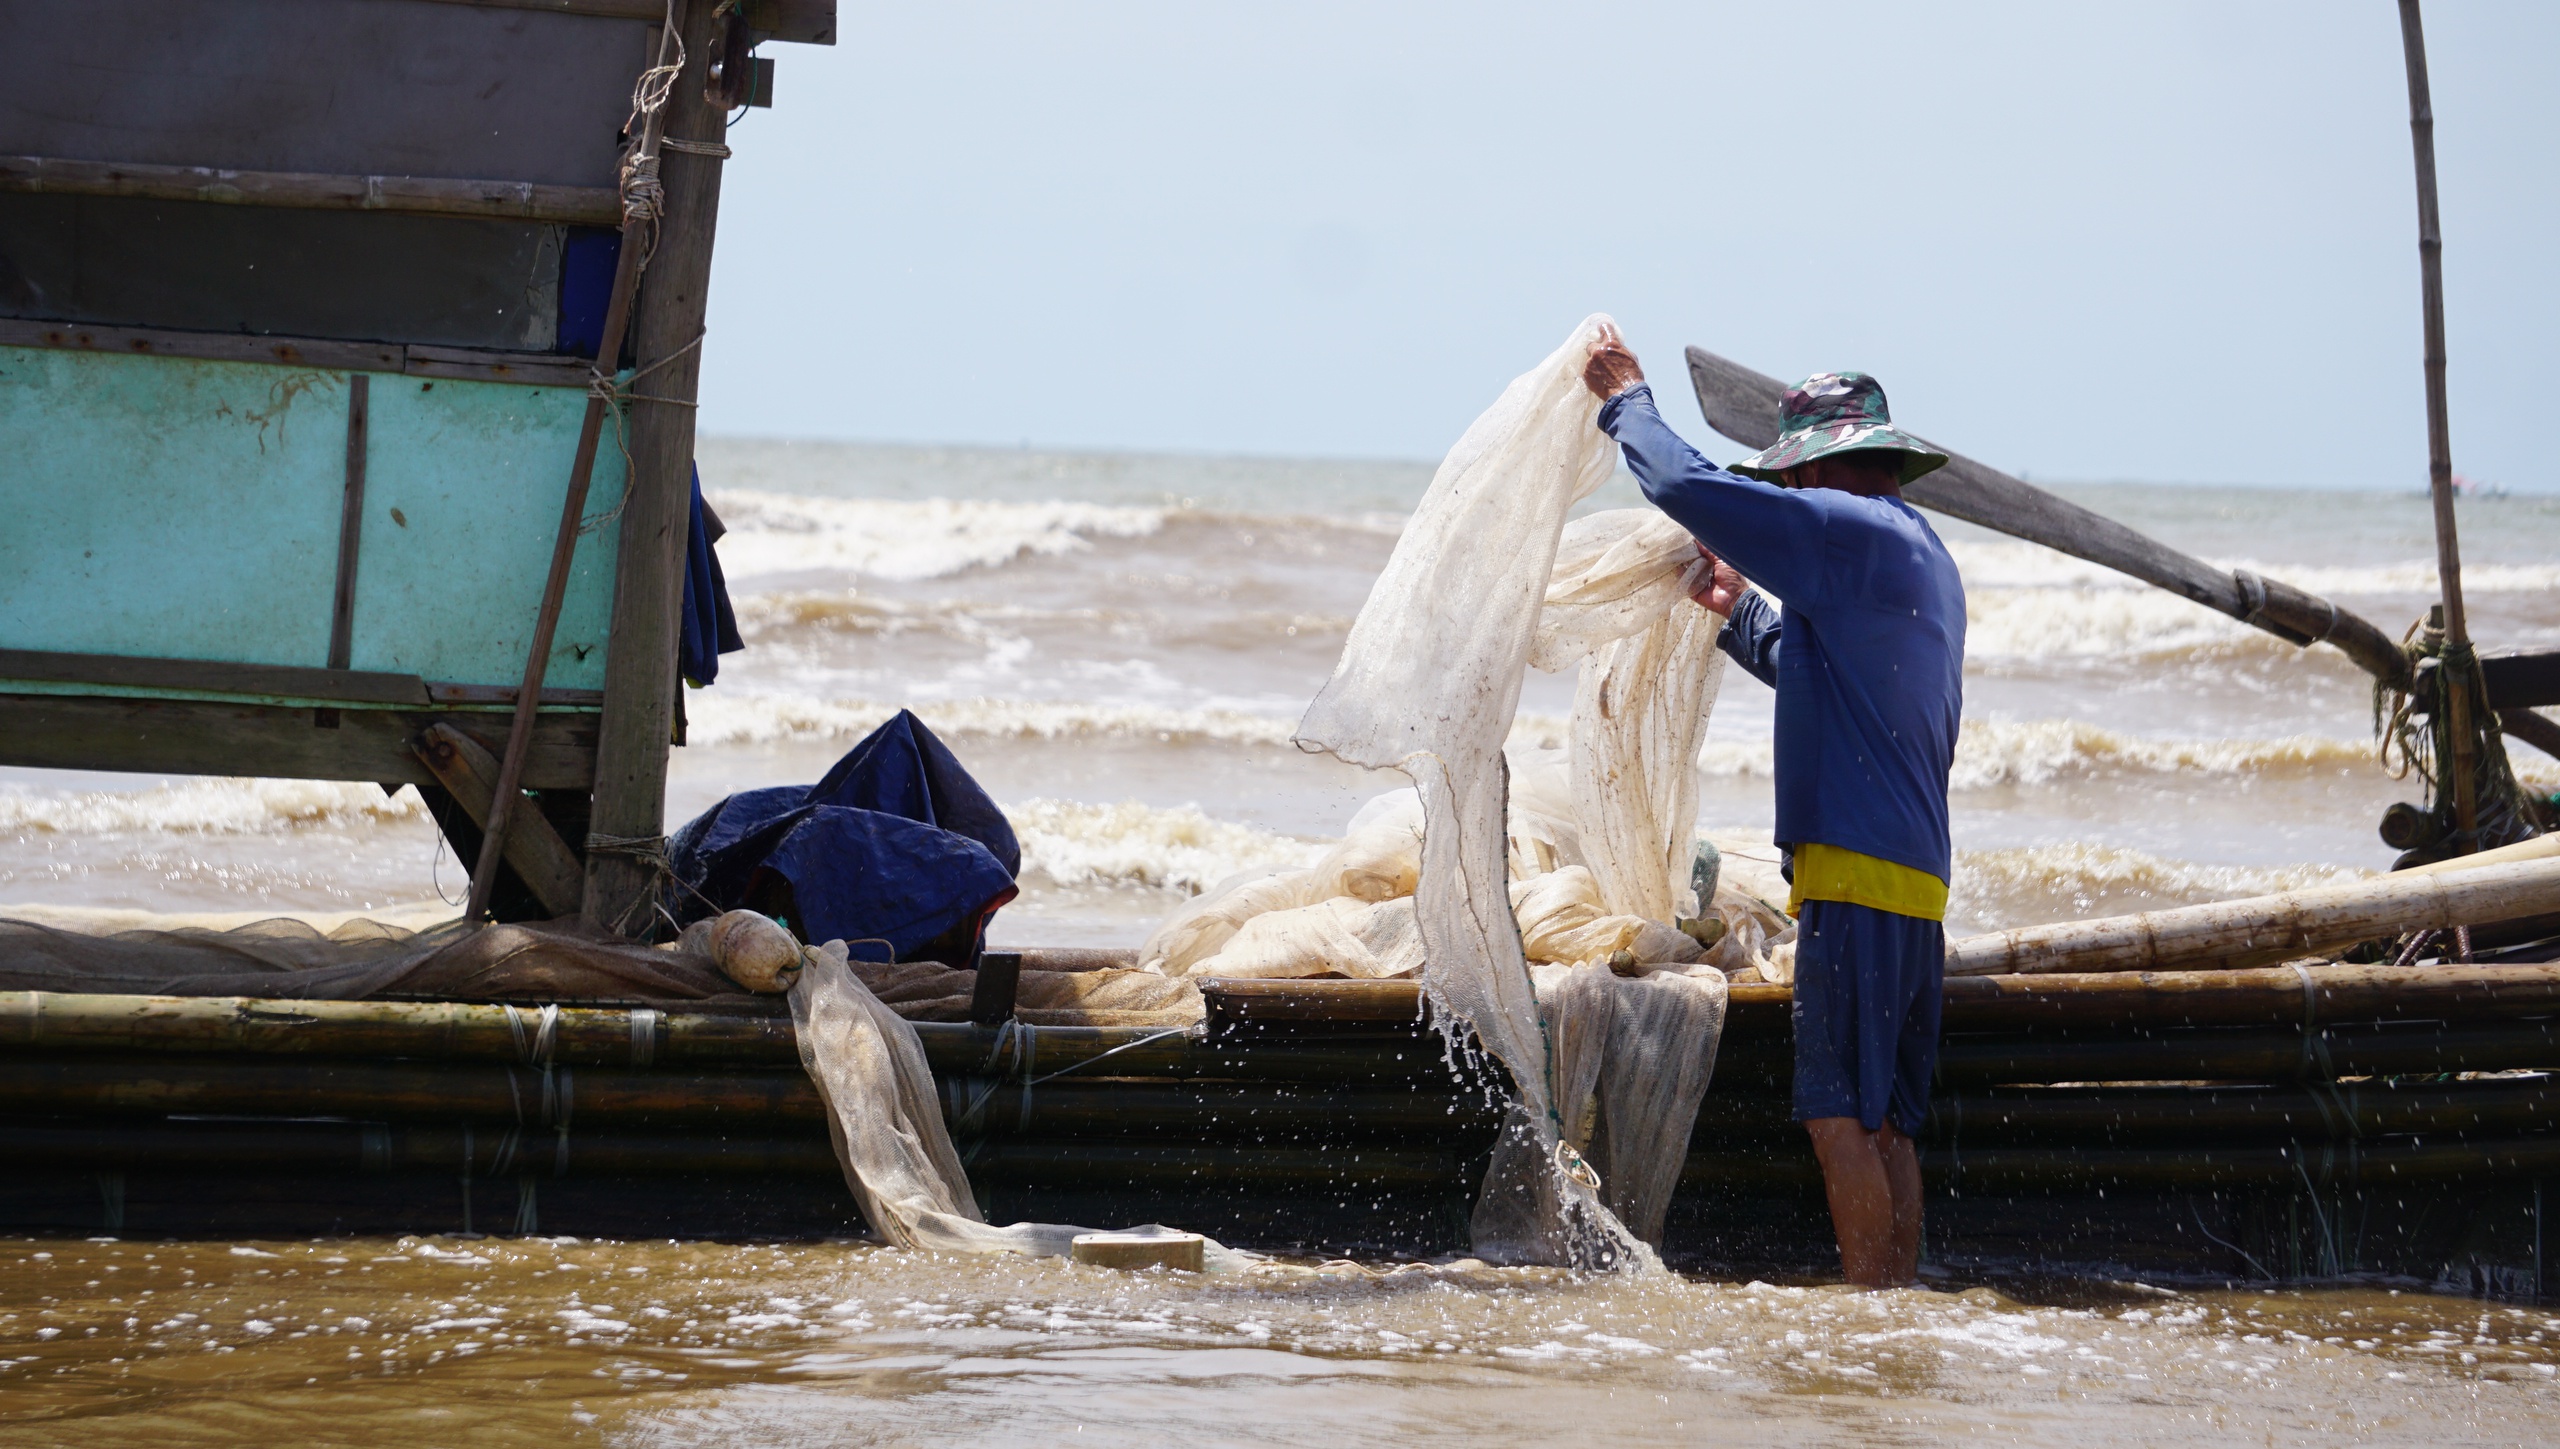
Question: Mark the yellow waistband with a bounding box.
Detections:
[1787,843,1948,922]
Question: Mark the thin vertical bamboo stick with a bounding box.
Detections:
[2396,0,2480,850]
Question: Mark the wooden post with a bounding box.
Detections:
[2398,0,2481,849]
[584,0,730,935]
[328,374,369,671]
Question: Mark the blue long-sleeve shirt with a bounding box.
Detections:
[1599,385,1966,882]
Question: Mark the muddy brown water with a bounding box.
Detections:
[3,1236,2555,1446]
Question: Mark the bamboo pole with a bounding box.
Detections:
[0,1056,1509,1139]
[1942,856,2560,977]
[2398,0,2482,849]
[0,991,790,1066]
[1934,1018,2560,1087]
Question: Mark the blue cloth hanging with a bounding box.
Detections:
[679,465,745,687]
[664,711,1018,962]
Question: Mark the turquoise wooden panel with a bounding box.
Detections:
[349,374,624,689]
[0,345,346,666]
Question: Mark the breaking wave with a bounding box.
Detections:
[0,779,426,836]
[1679,718,2398,788]
[706,489,1167,582]
[1007,798,1320,895]
[685,694,1304,749]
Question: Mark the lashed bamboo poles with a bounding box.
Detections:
[13,960,2560,1066]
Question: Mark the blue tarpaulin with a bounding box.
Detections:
[680,466,745,687]
[664,711,1019,962]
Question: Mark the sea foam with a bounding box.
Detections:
[1008,798,1319,894]
[706,489,1167,581]
[684,694,1304,749]
[0,779,425,836]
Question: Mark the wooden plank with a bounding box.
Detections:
[412,723,588,917]
[0,156,621,225]
[2484,650,2560,711]
[2,0,646,189]
[0,694,598,789]
[0,649,429,707]
[403,346,592,389]
[426,683,607,707]
[0,318,400,373]
[1,322,590,389]
[2,193,563,353]
[329,376,372,671]
[352,376,625,690]
[587,0,732,935]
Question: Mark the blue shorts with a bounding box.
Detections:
[1790,899,1945,1135]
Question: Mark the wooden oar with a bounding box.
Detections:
[1683,345,2414,690]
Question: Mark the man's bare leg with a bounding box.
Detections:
[1805,1117,1895,1286]
[1877,1123,1924,1283]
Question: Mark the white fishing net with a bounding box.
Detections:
[1469,960,1729,1261]
[1291,315,1732,1269]
[787,943,1258,1267]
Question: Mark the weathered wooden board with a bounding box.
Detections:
[0,0,649,188]
[0,694,598,789]
[0,155,622,225]
[0,345,622,694]
[0,194,563,351]
[353,373,624,689]
[0,320,587,389]
[1,349,349,667]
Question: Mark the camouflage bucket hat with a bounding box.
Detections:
[1730,372,1949,485]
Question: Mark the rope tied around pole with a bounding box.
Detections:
[2376,620,2545,853]
[576,331,710,536]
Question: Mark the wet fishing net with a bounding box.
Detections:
[1292,315,1731,1270]
[788,943,1254,1267]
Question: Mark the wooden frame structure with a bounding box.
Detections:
[0,0,833,930]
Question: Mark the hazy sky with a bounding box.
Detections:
[700,2,2558,490]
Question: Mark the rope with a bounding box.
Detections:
[628,1007,660,1068]
[580,330,710,536]
[2375,620,2544,849]
[1024,1025,1194,1087]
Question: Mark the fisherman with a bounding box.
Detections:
[1582,325,1964,1288]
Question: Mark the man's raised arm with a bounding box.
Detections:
[1582,324,1830,609]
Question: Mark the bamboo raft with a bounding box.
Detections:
[7,0,2560,1302]
[4,953,2556,1295]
